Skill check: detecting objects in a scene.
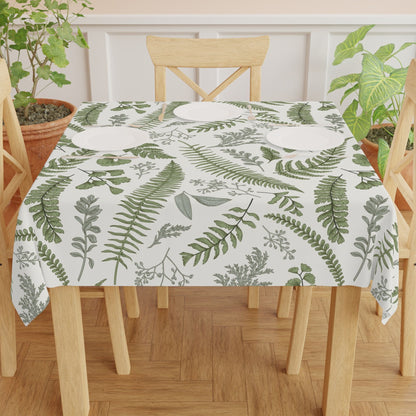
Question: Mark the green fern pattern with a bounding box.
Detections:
[265,213,345,285]
[37,242,70,285]
[314,175,349,243]
[274,143,346,179]
[180,141,301,192]
[11,101,399,325]
[181,199,259,266]
[103,161,184,284]
[24,175,73,243]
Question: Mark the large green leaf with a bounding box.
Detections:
[377,138,390,179]
[342,99,371,140]
[374,44,394,62]
[333,25,374,65]
[41,35,69,68]
[359,54,407,112]
[328,73,360,93]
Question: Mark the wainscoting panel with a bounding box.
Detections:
[39,15,416,109]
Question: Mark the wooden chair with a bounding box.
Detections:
[284,59,416,377]
[0,58,136,379]
[146,35,270,308]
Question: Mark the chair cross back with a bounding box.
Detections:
[146,36,270,101]
[0,59,32,258]
[383,58,416,259]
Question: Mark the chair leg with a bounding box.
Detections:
[286,286,313,375]
[322,286,361,416]
[0,258,16,376]
[123,287,140,318]
[50,286,89,416]
[400,259,416,376]
[277,286,294,318]
[157,287,169,309]
[247,286,259,308]
[104,287,131,375]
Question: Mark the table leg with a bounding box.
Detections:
[286,286,312,375]
[0,258,16,376]
[157,287,169,309]
[247,287,259,309]
[276,286,294,318]
[322,286,361,416]
[50,286,89,416]
[400,258,416,376]
[123,287,140,318]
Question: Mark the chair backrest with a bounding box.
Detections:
[0,58,32,259]
[146,35,270,101]
[383,58,416,256]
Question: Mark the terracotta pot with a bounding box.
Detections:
[3,98,77,181]
[361,125,413,211]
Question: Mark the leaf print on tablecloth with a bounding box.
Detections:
[371,276,399,305]
[24,175,73,243]
[134,102,187,130]
[15,227,37,242]
[13,246,38,269]
[287,103,317,124]
[274,143,346,179]
[110,101,150,113]
[174,191,231,220]
[39,149,96,177]
[265,213,345,285]
[135,248,193,286]
[267,192,303,216]
[214,247,273,286]
[108,113,129,126]
[351,195,391,281]
[224,101,277,112]
[187,118,245,133]
[221,148,264,171]
[314,175,349,244]
[286,263,316,286]
[261,146,281,162]
[148,223,192,248]
[18,274,48,326]
[318,102,337,111]
[352,153,371,166]
[70,195,102,281]
[324,113,345,132]
[343,167,382,190]
[37,242,69,285]
[180,142,301,192]
[126,143,174,159]
[262,226,296,260]
[73,102,107,126]
[214,127,263,147]
[181,198,259,266]
[373,224,399,273]
[103,161,184,284]
[76,169,131,195]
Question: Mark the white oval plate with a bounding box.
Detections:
[71,127,149,151]
[266,126,345,151]
[173,102,243,122]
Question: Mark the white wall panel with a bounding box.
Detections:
[40,15,416,108]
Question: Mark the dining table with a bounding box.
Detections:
[10,100,399,416]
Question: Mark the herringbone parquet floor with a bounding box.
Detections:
[1,286,415,415]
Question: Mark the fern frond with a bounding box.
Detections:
[37,242,69,285]
[287,102,317,124]
[181,199,259,266]
[274,142,346,179]
[224,101,277,112]
[314,175,349,244]
[103,161,184,283]
[180,142,301,192]
[24,176,73,243]
[127,143,174,159]
[265,213,345,285]
[15,227,37,242]
[135,102,187,130]
[73,103,107,126]
[187,118,245,133]
[39,150,96,177]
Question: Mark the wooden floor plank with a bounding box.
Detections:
[109,401,248,416]
[350,401,389,416]
[181,310,213,381]
[385,401,416,416]
[213,326,246,402]
[244,343,283,416]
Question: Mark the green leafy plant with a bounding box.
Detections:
[0,0,93,109]
[328,25,415,176]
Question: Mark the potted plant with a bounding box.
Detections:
[328,24,415,209]
[0,0,93,180]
